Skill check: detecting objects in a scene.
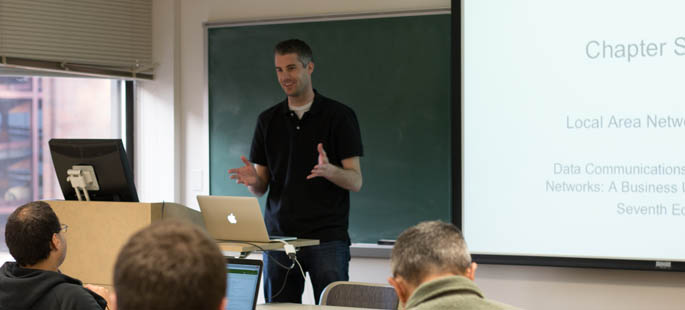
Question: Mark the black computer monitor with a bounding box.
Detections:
[49,139,139,202]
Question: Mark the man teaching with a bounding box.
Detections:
[228,39,363,304]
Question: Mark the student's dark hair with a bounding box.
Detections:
[274,38,313,66]
[5,201,61,266]
[114,220,226,310]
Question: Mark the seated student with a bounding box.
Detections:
[388,221,519,310]
[112,219,227,310]
[0,201,112,310]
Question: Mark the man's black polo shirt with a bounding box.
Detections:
[249,91,363,243]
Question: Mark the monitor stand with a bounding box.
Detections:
[66,165,100,201]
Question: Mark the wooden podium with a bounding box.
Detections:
[46,200,203,287]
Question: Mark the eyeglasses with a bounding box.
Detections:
[60,224,68,233]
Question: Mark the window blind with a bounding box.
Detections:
[0,0,153,79]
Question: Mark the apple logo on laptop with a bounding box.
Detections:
[227,213,237,224]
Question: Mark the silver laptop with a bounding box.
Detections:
[197,195,295,242]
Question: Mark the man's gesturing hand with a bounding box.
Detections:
[307,143,335,180]
[228,156,258,186]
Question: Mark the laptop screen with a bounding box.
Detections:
[225,258,262,310]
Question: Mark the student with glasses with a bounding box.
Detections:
[0,201,113,310]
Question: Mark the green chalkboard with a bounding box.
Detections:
[208,14,451,243]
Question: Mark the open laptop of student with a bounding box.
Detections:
[197,195,295,242]
[225,258,262,310]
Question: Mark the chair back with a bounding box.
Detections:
[320,281,399,309]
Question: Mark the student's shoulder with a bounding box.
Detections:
[413,293,522,310]
[49,283,104,310]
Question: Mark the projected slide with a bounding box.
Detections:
[463,0,685,261]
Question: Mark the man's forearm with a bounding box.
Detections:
[247,163,270,197]
[326,165,362,192]
[248,176,269,197]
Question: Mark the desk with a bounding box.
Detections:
[257,303,375,310]
[217,239,319,257]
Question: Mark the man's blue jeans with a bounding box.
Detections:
[263,240,350,304]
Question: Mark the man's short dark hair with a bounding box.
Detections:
[5,201,61,266]
[274,39,313,66]
[113,220,226,310]
[391,221,472,285]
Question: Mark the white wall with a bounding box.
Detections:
[140,1,685,309]
[351,258,685,310]
[136,0,180,203]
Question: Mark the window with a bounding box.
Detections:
[0,76,127,259]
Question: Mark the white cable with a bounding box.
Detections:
[274,239,289,245]
[294,257,306,279]
[74,187,83,201]
[82,186,91,201]
[276,239,297,257]
[274,239,303,278]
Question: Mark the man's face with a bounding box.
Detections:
[56,230,67,266]
[275,53,313,98]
